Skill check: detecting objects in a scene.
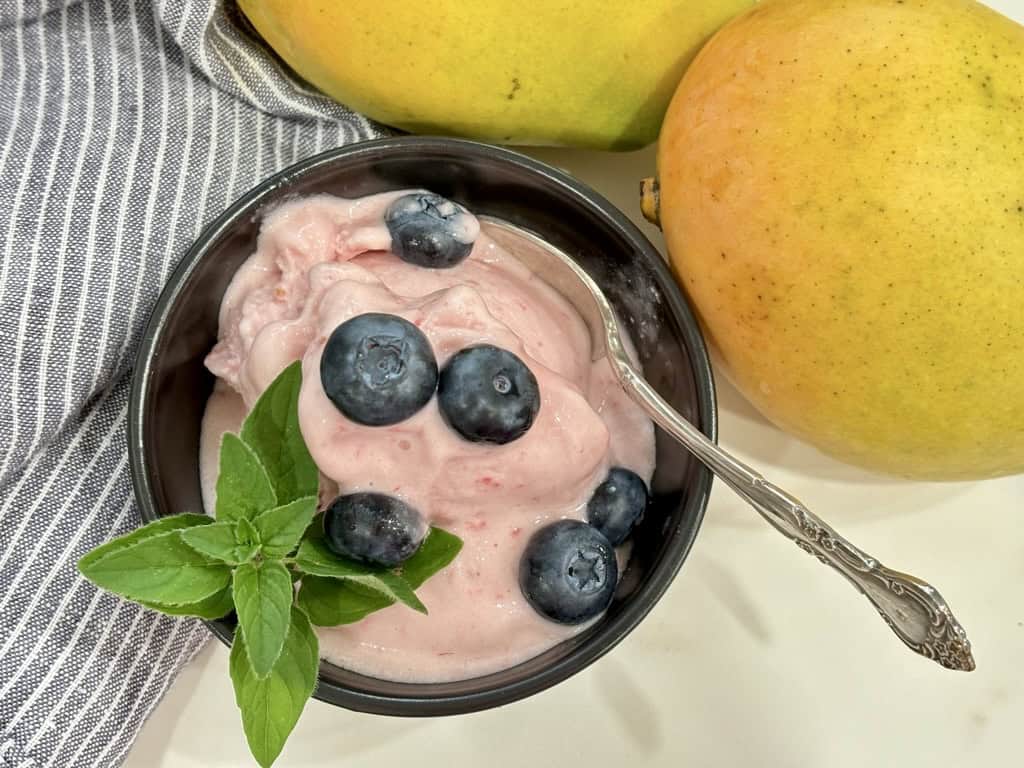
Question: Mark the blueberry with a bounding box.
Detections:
[324,493,428,568]
[438,345,540,444]
[320,313,438,426]
[519,520,618,625]
[586,468,649,545]
[384,192,478,269]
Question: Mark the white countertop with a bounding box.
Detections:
[127,5,1024,762]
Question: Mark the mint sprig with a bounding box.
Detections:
[78,361,462,767]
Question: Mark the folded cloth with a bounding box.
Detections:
[0,2,382,765]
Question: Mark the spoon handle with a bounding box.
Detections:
[618,365,975,672]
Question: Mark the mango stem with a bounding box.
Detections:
[639,178,661,228]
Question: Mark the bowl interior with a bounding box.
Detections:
[130,138,716,716]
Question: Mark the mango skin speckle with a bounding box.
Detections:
[658,0,1024,479]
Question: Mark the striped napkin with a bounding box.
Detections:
[0,2,381,765]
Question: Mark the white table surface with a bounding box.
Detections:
[126,4,1024,763]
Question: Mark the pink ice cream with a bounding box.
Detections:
[201,191,655,683]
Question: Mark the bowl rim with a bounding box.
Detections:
[129,135,717,716]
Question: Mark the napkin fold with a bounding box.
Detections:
[0,2,381,765]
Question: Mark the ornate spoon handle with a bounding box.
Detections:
[617,365,975,672]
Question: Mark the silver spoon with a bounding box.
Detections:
[481,217,975,672]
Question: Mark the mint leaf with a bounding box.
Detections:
[216,433,277,523]
[398,528,463,589]
[295,527,462,626]
[253,496,318,559]
[233,561,294,679]
[78,513,212,571]
[79,528,231,605]
[139,585,234,620]
[293,538,425,614]
[293,510,327,548]
[240,361,318,506]
[231,606,318,768]
[181,521,256,565]
[296,576,393,627]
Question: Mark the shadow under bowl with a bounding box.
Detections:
[129,136,717,716]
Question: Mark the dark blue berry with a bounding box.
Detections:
[519,520,617,625]
[384,192,477,269]
[586,468,649,545]
[320,313,438,427]
[438,345,540,444]
[324,493,428,568]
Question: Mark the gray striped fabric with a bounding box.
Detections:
[0,2,382,765]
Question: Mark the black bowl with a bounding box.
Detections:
[129,137,716,716]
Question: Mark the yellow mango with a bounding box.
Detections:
[238,0,754,150]
[655,0,1024,479]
